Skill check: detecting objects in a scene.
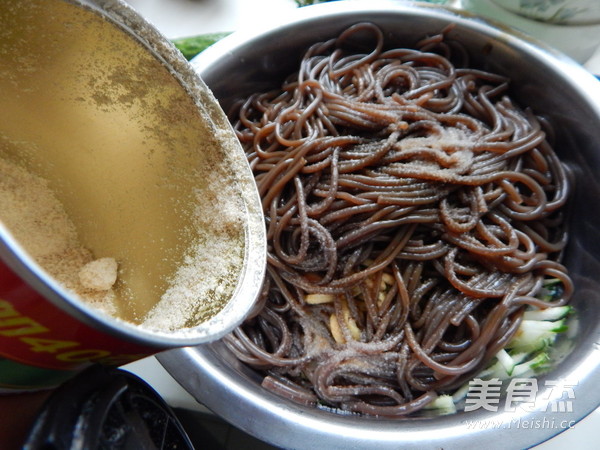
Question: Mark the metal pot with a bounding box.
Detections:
[0,0,265,391]
[158,1,600,449]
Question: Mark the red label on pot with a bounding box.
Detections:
[0,260,156,385]
[0,298,149,370]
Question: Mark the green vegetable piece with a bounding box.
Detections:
[523,305,572,321]
[423,394,457,414]
[172,32,231,60]
[529,352,551,372]
[495,349,516,376]
[507,319,566,354]
[510,351,551,377]
[295,0,335,6]
[538,278,565,302]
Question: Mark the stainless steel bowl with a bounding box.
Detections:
[158,1,600,448]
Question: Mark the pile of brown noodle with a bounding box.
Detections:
[224,23,572,416]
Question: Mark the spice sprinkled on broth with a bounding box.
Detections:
[0,0,248,331]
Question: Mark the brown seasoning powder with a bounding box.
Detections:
[0,157,119,316]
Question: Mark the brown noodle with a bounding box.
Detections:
[224,22,572,416]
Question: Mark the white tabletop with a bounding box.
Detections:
[121,1,599,448]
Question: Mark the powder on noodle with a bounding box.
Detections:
[224,22,572,416]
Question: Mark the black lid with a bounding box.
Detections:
[23,364,194,450]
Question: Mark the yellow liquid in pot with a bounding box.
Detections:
[0,0,245,327]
